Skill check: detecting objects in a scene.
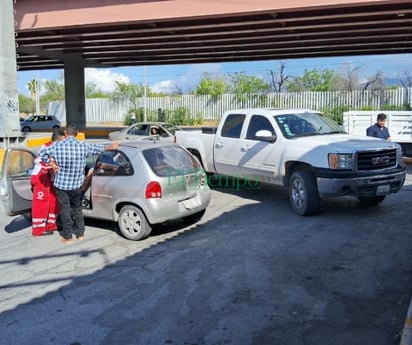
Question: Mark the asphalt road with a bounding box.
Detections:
[1,166,412,345]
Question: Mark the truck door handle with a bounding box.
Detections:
[241,145,251,151]
[215,142,224,148]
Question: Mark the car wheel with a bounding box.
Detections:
[118,205,151,240]
[22,126,31,133]
[357,195,386,206]
[183,209,206,224]
[52,125,60,129]
[289,171,320,216]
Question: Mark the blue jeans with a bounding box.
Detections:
[55,187,84,239]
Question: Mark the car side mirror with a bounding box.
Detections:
[254,130,276,143]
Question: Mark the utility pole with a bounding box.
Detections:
[0,0,20,138]
[144,66,147,122]
[35,71,41,114]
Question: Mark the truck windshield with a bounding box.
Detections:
[274,112,345,138]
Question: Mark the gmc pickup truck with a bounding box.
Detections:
[175,108,406,215]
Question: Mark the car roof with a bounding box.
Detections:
[133,121,173,125]
[117,140,178,150]
[224,108,319,114]
[28,114,57,117]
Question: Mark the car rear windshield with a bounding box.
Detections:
[143,145,201,177]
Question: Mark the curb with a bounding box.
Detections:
[400,298,412,345]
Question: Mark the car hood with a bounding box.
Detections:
[295,133,400,151]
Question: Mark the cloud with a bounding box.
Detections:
[179,63,224,91]
[151,63,224,94]
[85,68,130,92]
[151,80,176,94]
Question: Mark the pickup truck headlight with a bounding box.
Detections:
[328,153,353,170]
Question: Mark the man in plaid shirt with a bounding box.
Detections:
[39,123,119,244]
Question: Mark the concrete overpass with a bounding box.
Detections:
[8,0,412,128]
[14,0,412,70]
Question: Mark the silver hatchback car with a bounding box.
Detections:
[0,141,211,240]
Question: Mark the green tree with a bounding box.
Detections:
[18,94,35,115]
[40,79,65,104]
[195,72,228,97]
[287,68,336,92]
[112,81,151,122]
[27,78,41,113]
[85,82,110,98]
[229,72,270,95]
[228,72,270,106]
[27,78,39,100]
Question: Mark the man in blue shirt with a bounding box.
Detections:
[366,113,391,140]
[40,123,119,244]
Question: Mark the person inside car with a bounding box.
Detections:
[150,126,159,135]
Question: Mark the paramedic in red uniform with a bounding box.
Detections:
[30,128,65,236]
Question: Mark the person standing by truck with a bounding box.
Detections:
[31,128,66,236]
[366,113,391,140]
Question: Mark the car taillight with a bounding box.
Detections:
[145,181,162,198]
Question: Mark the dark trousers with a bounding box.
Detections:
[55,187,84,239]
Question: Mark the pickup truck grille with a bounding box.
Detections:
[356,149,397,171]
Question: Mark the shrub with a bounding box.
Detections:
[321,105,351,125]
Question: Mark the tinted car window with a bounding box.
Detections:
[128,124,149,136]
[246,115,275,139]
[220,114,245,138]
[143,146,201,177]
[95,150,133,176]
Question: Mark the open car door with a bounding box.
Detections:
[0,148,35,216]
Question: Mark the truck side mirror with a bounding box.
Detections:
[254,130,276,143]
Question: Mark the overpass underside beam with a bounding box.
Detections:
[64,54,86,129]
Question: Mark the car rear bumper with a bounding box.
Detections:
[143,187,211,224]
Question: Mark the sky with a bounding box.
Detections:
[17,53,412,96]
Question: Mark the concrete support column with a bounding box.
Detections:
[64,54,86,129]
[0,0,21,137]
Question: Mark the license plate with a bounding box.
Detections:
[377,184,390,195]
[181,195,202,210]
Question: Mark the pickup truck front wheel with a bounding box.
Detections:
[289,171,320,216]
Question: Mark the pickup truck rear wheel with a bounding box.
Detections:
[289,171,320,216]
[118,205,152,240]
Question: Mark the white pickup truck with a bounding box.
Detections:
[175,108,406,215]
